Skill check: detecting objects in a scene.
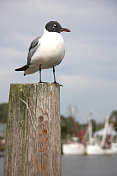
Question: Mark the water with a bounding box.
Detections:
[62,155,117,176]
[1,155,117,176]
[0,157,4,176]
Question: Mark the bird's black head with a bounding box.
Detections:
[45,21,71,33]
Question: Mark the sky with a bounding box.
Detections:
[0,0,117,123]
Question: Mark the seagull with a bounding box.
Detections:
[15,21,70,83]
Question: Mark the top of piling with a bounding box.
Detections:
[10,82,61,88]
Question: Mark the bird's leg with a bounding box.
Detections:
[39,64,42,83]
[53,66,57,83]
[52,66,63,86]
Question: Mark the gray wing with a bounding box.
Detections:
[27,36,41,65]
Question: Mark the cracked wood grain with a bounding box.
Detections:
[4,83,61,176]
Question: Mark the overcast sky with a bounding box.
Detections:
[0,0,117,122]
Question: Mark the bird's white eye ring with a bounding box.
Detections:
[53,24,57,28]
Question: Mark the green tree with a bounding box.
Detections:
[110,111,117,131]
[91,119,97,133]
[61,115,77,140]
[0,103,8,123]
[61,115,68,139]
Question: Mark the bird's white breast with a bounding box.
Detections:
[31,29,65,69]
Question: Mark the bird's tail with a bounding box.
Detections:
[15,65,28,71]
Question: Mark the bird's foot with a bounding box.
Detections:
[38,81,48,84]
[52,81,63,87]
[39,80,43,83]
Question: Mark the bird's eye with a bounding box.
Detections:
[53,24,57,28]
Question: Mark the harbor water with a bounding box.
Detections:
[1,155,117,176]
[62,155,117,176]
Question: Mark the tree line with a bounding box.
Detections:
[0,103,117,140]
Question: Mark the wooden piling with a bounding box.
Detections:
[4,83,61,176]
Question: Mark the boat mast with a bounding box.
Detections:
[88,111,93,142]
[101,115,109,148]
[69,106,79,138]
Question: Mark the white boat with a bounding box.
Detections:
[86,116,117,155]
[111,143,117,153]
[86,144,116,155]
[86,115,104,155]
[86,144,104,155]
[62,143,85,155]
[62,106,86,155]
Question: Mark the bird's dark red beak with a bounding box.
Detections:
[60,28,71,32]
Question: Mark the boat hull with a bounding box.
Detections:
[86,144,117,155]
[62,143,85,155]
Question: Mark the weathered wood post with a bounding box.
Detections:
[4,83,61,176]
